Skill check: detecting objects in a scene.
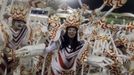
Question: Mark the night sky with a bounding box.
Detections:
[67,0,134,13]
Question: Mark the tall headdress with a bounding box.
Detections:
[48,11,82,41]
[103,0,127,8]
[48,15,61,28]
[48,15,61,40]
[10,1,30,22]
[64,11,82,29]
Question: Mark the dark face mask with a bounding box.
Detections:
[12,20,26,30]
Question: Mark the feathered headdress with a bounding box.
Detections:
[64,11,82,28]
[48,11,82,41]
[48,15,61,40]
[10,1,30,22]
[103,0,127,8]
[48,15,61,27]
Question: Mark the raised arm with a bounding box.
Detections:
[15,25,64,58]
[15,40,60,58]
[15,43,46,58]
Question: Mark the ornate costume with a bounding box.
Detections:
[8,1,31,50]
[3,0,134,75]
[46,12,89,75]
[16,11,90,75]
[0,1,32,75]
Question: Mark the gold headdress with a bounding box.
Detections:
[10,1,30,22]
[48,11,82,41]
[48,15,61,40]
[64,11,82,28]
[103,0,127,8]
[48,15,61,27]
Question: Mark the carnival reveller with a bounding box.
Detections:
[46,26,84,75]
[7,1,31,50]
[16,13,89,75]
[0,1,32,75]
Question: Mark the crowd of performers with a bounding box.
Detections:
[0,0,134,75]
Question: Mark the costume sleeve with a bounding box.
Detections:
[16,43,46,58]
[16,41,59,58]
[45,29,64,53]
